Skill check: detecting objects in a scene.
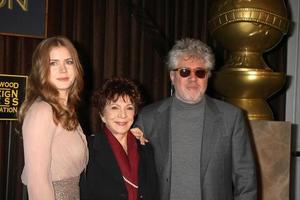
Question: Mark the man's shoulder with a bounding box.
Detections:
[140,97,172,114]
[206,96,248,126]
[206,95,242,113]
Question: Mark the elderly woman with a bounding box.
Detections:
[80,77,159,200]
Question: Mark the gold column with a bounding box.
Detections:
[208,0,289,120]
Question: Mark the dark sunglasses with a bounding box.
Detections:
[172,68,209,78]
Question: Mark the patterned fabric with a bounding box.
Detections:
[53,176,80,200]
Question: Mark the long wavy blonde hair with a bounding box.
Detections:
[18,36,84,131]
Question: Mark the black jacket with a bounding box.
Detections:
[80,129,159,200]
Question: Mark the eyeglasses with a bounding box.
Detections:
[172,68,209,79]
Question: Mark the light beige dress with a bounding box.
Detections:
[21,100,88,200]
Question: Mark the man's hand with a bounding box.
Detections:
[130,127,149,145]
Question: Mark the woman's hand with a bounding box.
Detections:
[130,127,148,145]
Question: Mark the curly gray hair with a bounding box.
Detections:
[166,38,215,75]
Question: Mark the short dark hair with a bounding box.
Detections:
[92,77,141,115]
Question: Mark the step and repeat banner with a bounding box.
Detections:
[0,74,27,120]
[0,1,47,118]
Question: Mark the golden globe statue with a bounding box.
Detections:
[208,0,289,120]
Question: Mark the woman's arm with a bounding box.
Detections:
[130,127,148,145]
[22,102,56,200]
